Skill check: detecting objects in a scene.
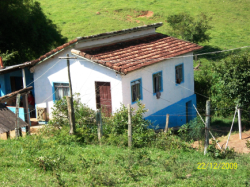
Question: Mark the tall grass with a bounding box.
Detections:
[0,130,250,186]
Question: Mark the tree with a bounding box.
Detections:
[0,51,18,62]
[0,0,67,66]
[212,53,250,118]
[167,13,212,44]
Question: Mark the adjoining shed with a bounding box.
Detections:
[0,87,32,139]
[0,103,28,137]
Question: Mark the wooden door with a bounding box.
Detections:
[95,82,112,116]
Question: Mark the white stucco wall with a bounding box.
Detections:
[33,49,123,119]
[121,52,194,117]
[33,28,158,119]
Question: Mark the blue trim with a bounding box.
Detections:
[152,71,163,95]
[145,94,196,129]
[52,81,69,102]
[175,63,184,85]
[130,78,143,105]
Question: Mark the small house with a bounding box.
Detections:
[18,23,202,128]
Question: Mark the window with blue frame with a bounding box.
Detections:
[54,83,69,100]
[175,64,183,84]
[131,79,142,103]
[153,71,162,93]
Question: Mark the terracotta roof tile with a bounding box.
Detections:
[72,33,202,74]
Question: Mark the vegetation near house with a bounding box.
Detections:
[1,98,250,186]
[0,0,66,65]
[211,53,250,118]
[167,12,212,44]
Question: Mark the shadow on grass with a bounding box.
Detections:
[194,45,247,61]
[195,45,228,61]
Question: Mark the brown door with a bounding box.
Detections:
[95,82,112,116]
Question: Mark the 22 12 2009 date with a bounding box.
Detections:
[197,162,237,169]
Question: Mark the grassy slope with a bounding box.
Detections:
[37,0,250,49]
[1,137,250,186]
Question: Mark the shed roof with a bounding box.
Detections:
[0,63,31,75]
[0,103,28,134]
[71,33,203,74]
[0,87,33,103]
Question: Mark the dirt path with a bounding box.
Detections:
[193,130,250,154]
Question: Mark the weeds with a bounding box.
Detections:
[207,140,236,159]
[246,140,250,149]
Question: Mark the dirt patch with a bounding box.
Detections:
[126,15,140,23]
[0,125,44,140]
[137,11,154,18]
[192,130,250,154]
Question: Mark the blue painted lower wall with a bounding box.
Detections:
[145,94,197,129]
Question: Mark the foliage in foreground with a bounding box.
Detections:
[49,96,190,150]
[49,95,237,159]
[0,97,248,186]
[0,133,249,186]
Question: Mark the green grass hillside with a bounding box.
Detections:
[37,0,250,49]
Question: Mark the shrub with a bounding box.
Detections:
[47,95,194,151]
[102,101,156,148]
[246,140,250,149]
[49,93,96,128]
[167,12,212,44]
[207,140,236,159]
[178,118,205,143]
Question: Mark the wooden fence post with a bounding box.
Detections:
[204,100,211,155]
[164,114,169,133]
[15,94,21,138]
[67,96,75,135]
[128,104,132,147]
[6,131,10,139]
[238,107,242,140]
[97,109,103,143]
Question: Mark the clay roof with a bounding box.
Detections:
[23,23,163,66]
[0,103,28,134]
[71,33,203,74]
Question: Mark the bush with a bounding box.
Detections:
[207,140,236,159]
[211,53,250,118]
[49,93,96,128]
[246,140,250,149]
[102,101,156,148]
[178,118,205,143]
[47,95,194,151]
[167,12,212,44]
